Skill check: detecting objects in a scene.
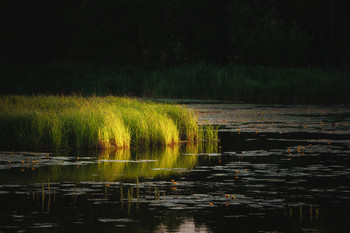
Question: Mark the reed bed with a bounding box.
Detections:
[1,62,349,104]
[145,62,350,104]
[0,96,204,150]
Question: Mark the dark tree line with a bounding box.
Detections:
[1,0,349,68]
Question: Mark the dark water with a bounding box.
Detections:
[1,104,350,233]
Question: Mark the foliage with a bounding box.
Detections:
[0,96,211,150]
[1,0,349,67]
[1,63,349,104]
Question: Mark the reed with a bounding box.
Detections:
[0,95,212,150]
[1,62,348,104]
[145,62,350,104]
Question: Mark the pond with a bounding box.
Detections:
[1,104,350,233]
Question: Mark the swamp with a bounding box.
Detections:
[2,1,350,232]
[1,103,350,233]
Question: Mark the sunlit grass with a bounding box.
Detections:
[0,96,213,150]
[199,124,219,143]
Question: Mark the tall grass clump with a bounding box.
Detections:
[0,96,210,151]
[161,104,199,141]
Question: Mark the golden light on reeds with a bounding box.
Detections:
[0,96,216,150]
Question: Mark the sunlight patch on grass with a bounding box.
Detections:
[0,96,215,150]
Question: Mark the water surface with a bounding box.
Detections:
[1,104,350,233]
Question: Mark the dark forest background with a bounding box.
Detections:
[1,0,350,68]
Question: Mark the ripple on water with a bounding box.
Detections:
[198,153,222,156]
[98,218,137,223]
[29,223,57,228]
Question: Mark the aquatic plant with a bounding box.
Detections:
[1,63,349,104]
[0,96,214,150]
[199,124,219,143]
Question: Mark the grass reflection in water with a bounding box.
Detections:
[29,142,218,183]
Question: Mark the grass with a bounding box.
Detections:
[1,62,349,104]
[145,62,350,104]
[0,95,211,150]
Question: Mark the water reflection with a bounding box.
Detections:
[155,219,210,233]
[191,104,350,135]
[1,104,350,232]
[0,142,219,233]
[4,144,213,184]
[96,146,198,181]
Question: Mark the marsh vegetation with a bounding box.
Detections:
[1,104,350,232]
[0,96,214,150]
[2,63,349,104]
